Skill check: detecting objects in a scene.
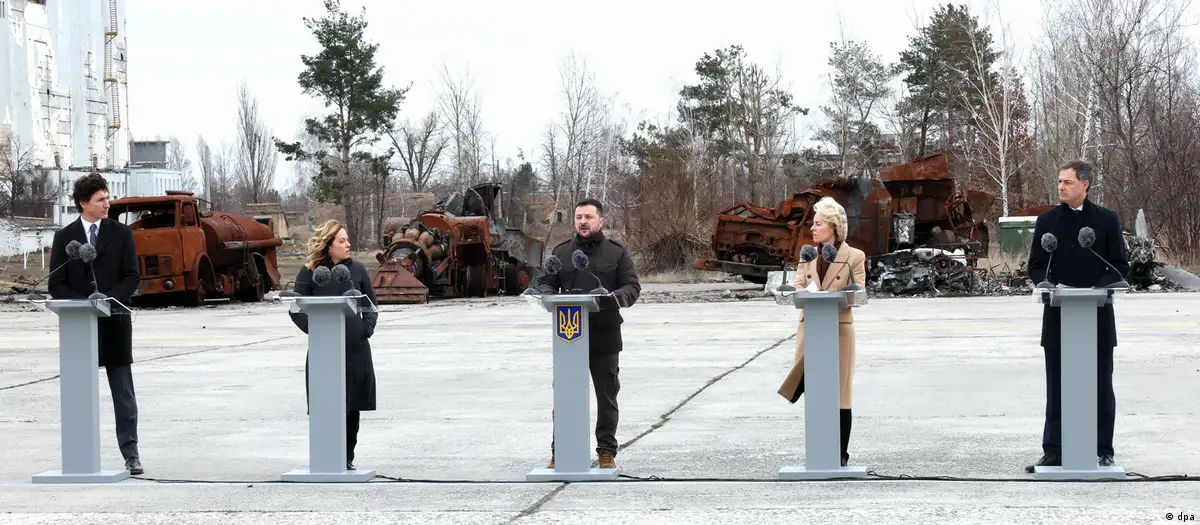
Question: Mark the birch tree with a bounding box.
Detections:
[951,1,1032,216]
[814,38,896,179]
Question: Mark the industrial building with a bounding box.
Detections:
[1,1,187,257]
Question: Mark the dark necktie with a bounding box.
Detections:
[89,224,98,246]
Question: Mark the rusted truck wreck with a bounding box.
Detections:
[108,190,284,306]
[372,182,544,304]
[694,153,995,294]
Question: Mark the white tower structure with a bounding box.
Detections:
[1,0,130,170]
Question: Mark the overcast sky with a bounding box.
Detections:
[122,0,1191,191]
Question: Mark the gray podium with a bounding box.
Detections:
[776,289,868,480]
[526,293,620,481]
[1032,287,1127,480]
[33,298,131,484]
[282,295,375,482]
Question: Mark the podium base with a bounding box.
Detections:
[1033,465,1125,480]
[526,467,620,482]
[32,469,130,484]
[778,465,868,480]
[281,468,376,482]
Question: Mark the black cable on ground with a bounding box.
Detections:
[124,470,1196,484]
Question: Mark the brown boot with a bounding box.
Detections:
[598,450,616,469]
[546,455,555,469]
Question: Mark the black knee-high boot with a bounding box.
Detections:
[347,410,361,468]
[840,409,852,466]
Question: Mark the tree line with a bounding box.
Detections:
[268,0,1199,269]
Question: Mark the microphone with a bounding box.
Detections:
[543,255,562,276]
[822,244,861,291]
[799,244,818,264]
[279,265,332,298]
[571,249,610,294]
[24,241,82,302]
[1036,233,1058,289]
[522,255,562,296]
[333,263,354,296]
[77,243,105,300]
[1078,227,1130,289]
[334,262,378,312]
[777,245,817,293]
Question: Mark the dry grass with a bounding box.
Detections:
[0,250,51,291]
[976,252,1028,275]
[638,268,732,284]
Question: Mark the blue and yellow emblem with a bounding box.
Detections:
[555,304,583,342]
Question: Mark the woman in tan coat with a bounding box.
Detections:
[777,196,867,466]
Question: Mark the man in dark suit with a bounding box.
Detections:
[535,198,641,470]
[1024,159,1129,472]
[48,173,143,475]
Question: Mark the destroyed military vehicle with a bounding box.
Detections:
[694,152,995,294]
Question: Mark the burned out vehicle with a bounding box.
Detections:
[371,182,544,303]
[694,153,995,293]
[108,190,284,306]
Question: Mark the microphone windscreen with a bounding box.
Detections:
[313,265,332,286]
[332,264,351,283]
[821,243,838,262]
[1078,227,1096,248]
[544,255,562,274]
[572,249,589,270]
[799,244,818,263]
[78,243,97,263]
[65,240,81,259]
[1040,232,1058,252]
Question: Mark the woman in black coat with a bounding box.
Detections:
[287,219,379,470]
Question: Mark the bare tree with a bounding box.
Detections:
[951,0,1034,216]
[1030,0,1200,262]
[814,32,896,179]
[166,136,199,194]
[539,122,576,245]
[388,111,447,192]
[434,63,487,187]
[0,134,45,218]
[196,135,216,202]
[210,140,239,213]
[235,81,279,204]
[552,53,605,204]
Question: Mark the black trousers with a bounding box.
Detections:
[104,365,139,460]
[347,410,361,464]
[1042,344,1116,456]
[552,352,621,455]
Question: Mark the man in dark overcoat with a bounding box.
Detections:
[535,197,641,469]
[1025,159,1129,472]
[48,173,144,474]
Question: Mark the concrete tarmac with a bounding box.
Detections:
[1,290,1198,523]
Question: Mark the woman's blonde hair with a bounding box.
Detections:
[812,196,848,243]
[305,219,345,271]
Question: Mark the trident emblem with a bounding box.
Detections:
[555,304,582,342]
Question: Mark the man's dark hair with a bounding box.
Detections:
[72,173,110,212]
[575,198,604,216]
[1059,159,1094,190]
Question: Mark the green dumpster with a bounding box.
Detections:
[998,216,1039,257]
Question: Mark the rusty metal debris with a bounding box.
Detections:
[695,153,995,295]
[108,190,283,306]
[371,182,544,304]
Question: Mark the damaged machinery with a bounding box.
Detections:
[371,182,544,304]
[108,190,283,306]
[694,152,995,294]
